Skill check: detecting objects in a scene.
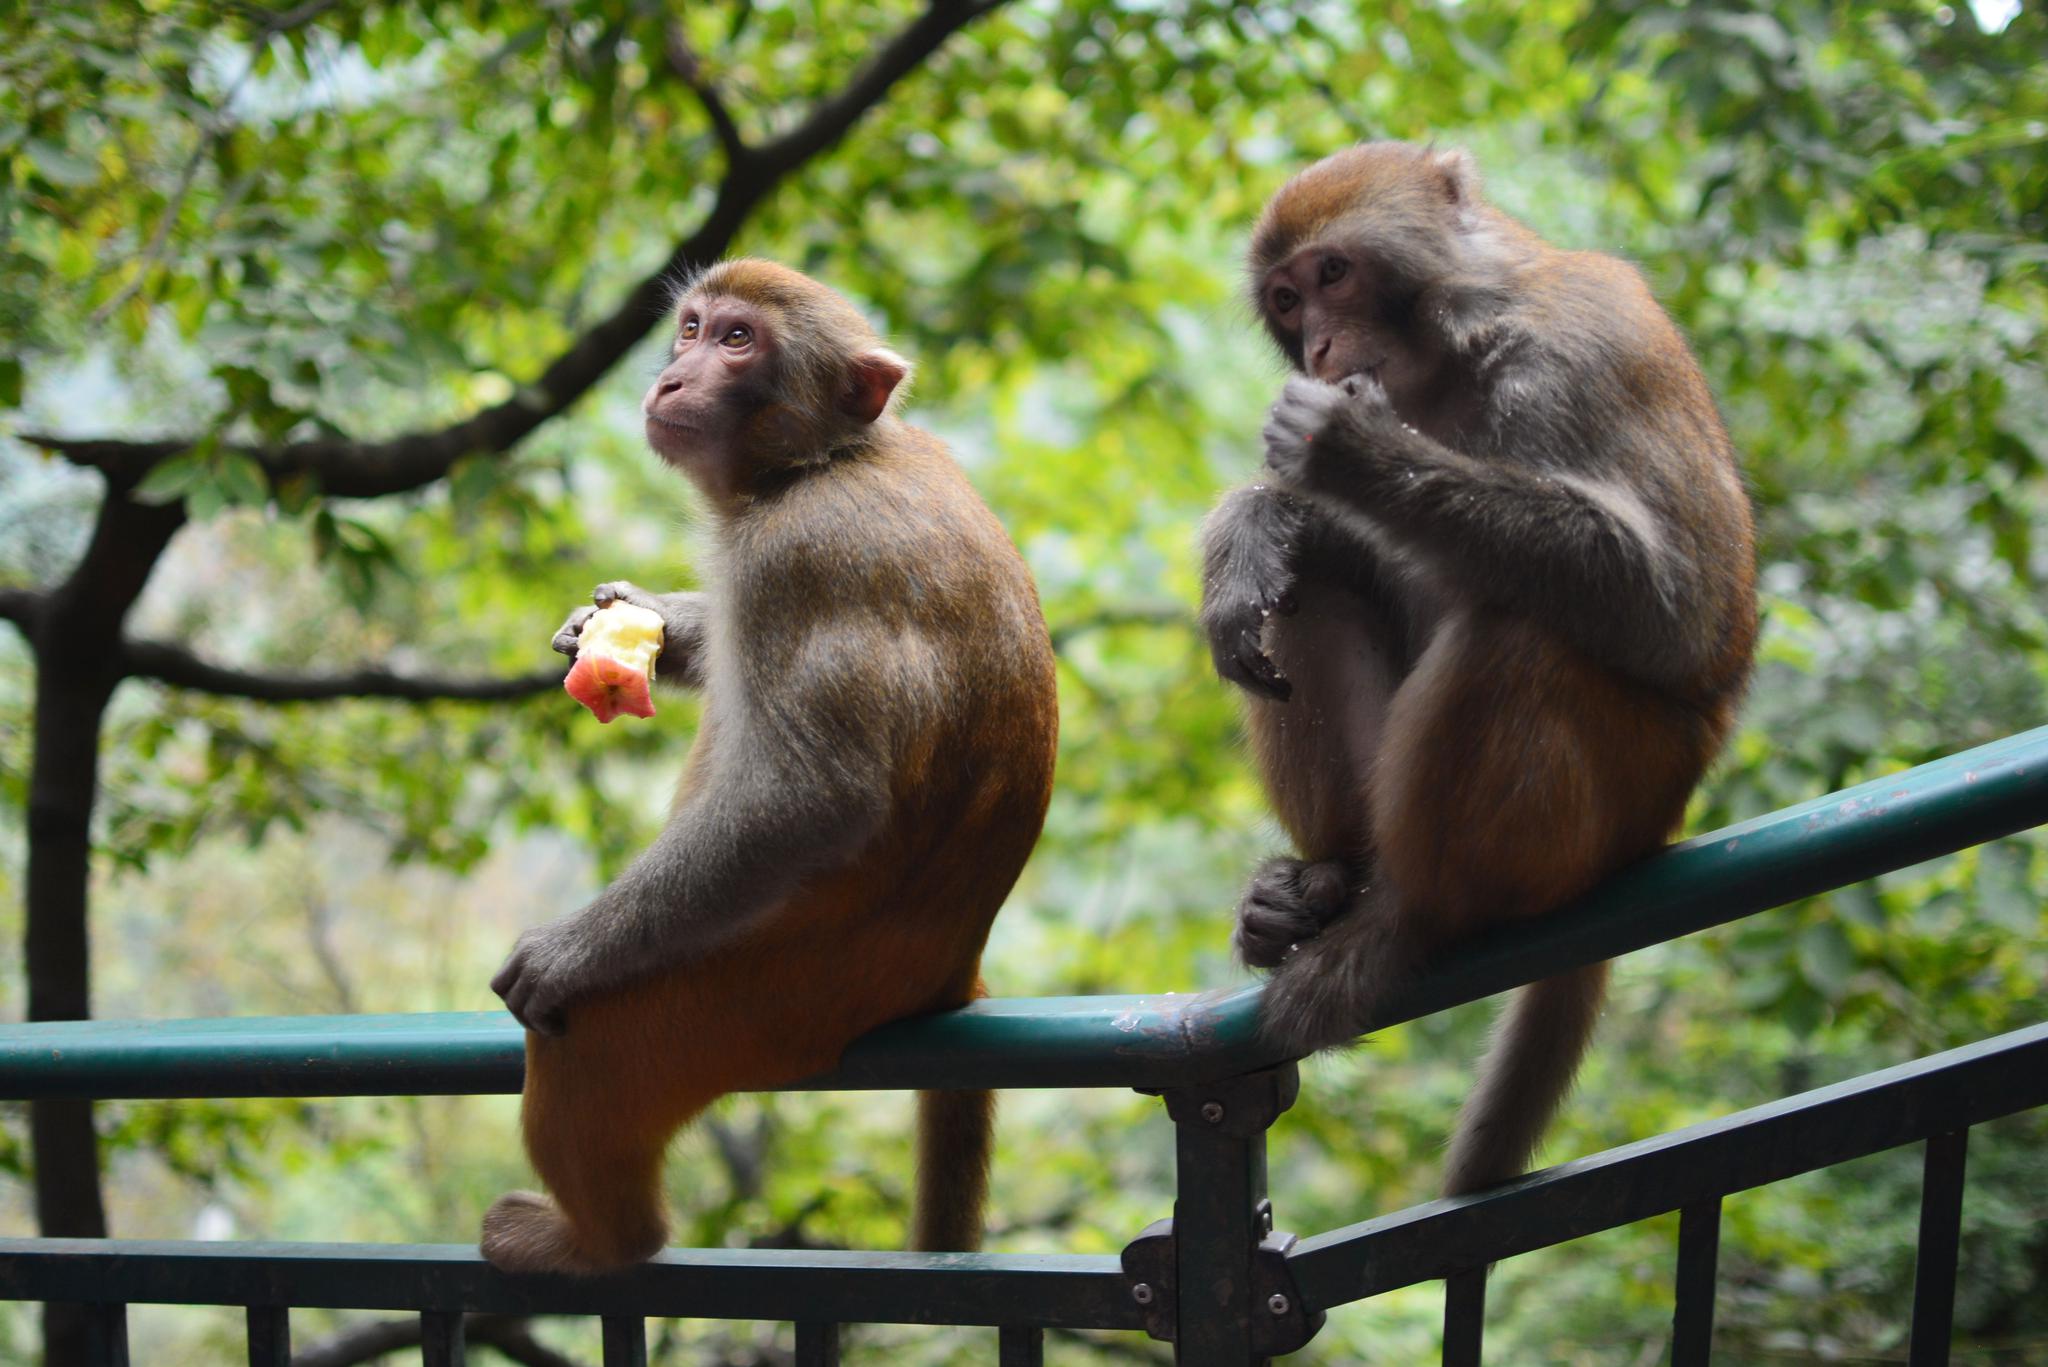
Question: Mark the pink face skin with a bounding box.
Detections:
[1262,244,1441,411]
[642,294,774,500]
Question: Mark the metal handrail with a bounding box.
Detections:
[0,724,2041,1101]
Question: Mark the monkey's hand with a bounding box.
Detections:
[491,920,596,1037]
[1199,485,1304,702]
[553,582,669,658]
[555,581,707,690]
[1200,568,1297,702]
[1263,374,1399,491]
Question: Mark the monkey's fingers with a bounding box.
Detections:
[494,963,569,1038]
[592,580,659,611]
[1214,628,1292,702]
[552,605,598,658]
[1233,911,1296,970]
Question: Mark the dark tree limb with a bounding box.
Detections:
[122,638,564,703]
[0,586,43,634]
[25,491,188,1365]
[16,0,1009,502]
[747,0,1007,177]
[664,19,749,164]
[290,1313,585,1367]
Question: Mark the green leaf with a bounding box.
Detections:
[1796,920,1859,1001]
[215,452,272,507]
[24,137,98,187]
[131,450,208,505]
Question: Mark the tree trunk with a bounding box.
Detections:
[25,667,115,1367]
[19,489,183,1367]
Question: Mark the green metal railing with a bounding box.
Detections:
[0,724,2044,1365]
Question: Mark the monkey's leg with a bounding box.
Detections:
[1256,879,1417,1052]
[1237,574,1402,979]
[482,1023,711,1275]
[1371,613,1702,1192]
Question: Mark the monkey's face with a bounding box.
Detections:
[1260,243,1441,412]
[643,293,778,475]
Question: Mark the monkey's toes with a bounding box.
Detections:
[1233,858,1350,969]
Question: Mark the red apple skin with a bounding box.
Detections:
[564,653,656,724]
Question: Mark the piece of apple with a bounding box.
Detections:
[563,601,665,723]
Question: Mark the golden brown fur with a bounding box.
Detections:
[1207,143,1756,1194]
[484,262,1058,1272]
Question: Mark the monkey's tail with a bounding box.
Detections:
[912,1087,995,1252]
[1440,960,1609,1197]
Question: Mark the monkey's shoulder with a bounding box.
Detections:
[1482,250,1713,429]
[727,431,1038,633]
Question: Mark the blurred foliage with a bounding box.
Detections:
[2,0,2046,1362]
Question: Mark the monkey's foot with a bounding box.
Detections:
[1256,896,1420,1055]
[1233,857,1353,969]
[480,1190,663,1276]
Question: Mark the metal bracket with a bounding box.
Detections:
[1150,1063,1301,1139]
[1119,1216,1176,1343]
[1251,1228,1325,1357]
[1117,1210,1324,1354]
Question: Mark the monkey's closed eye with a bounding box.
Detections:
[1319,257,1349,286]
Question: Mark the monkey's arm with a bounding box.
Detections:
[553,581,708,688]
[1265,376,1710,690]
[495,622,913,1034]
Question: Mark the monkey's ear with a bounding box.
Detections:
[1430,146,1481,214]
[842,348,911,425]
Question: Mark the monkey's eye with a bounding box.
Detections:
[1271,286,1301,314]
[680,317,700,339]
[1318,257,1349,286]
[721,325,752,348]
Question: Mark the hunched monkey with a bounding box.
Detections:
[483,259,1059,1272]
[1202,142,1756,1195]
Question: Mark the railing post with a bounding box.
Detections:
[1908,1128,1969,1367]
[420,1309,465,1367]
[1131,1064,1314,1366]
[245,1305,290,1366]
[82,1303,128,1367]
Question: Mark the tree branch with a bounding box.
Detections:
[22,0,1008,502]
[753,0,1007,176]
[122,638,563,703]
[290,1313,584,1367]
[664,20,748,164]
[0,587,43,635]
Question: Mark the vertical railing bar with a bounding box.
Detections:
[245,1304,291,1367]
[998,1325,1045,1366]
[794,1320,841,1367]
[83,1303,130,1367]
[602,1314,648,1367]
[1671,1197,1722,1367]
[421,1309,467,1367]
[1907,1128,1969,1367]
[1442,1268,1485,1367]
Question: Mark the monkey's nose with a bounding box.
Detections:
[1311,336,1333,369]
[656,375,684,397]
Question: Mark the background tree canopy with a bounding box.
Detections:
[1,1,2043,1363]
